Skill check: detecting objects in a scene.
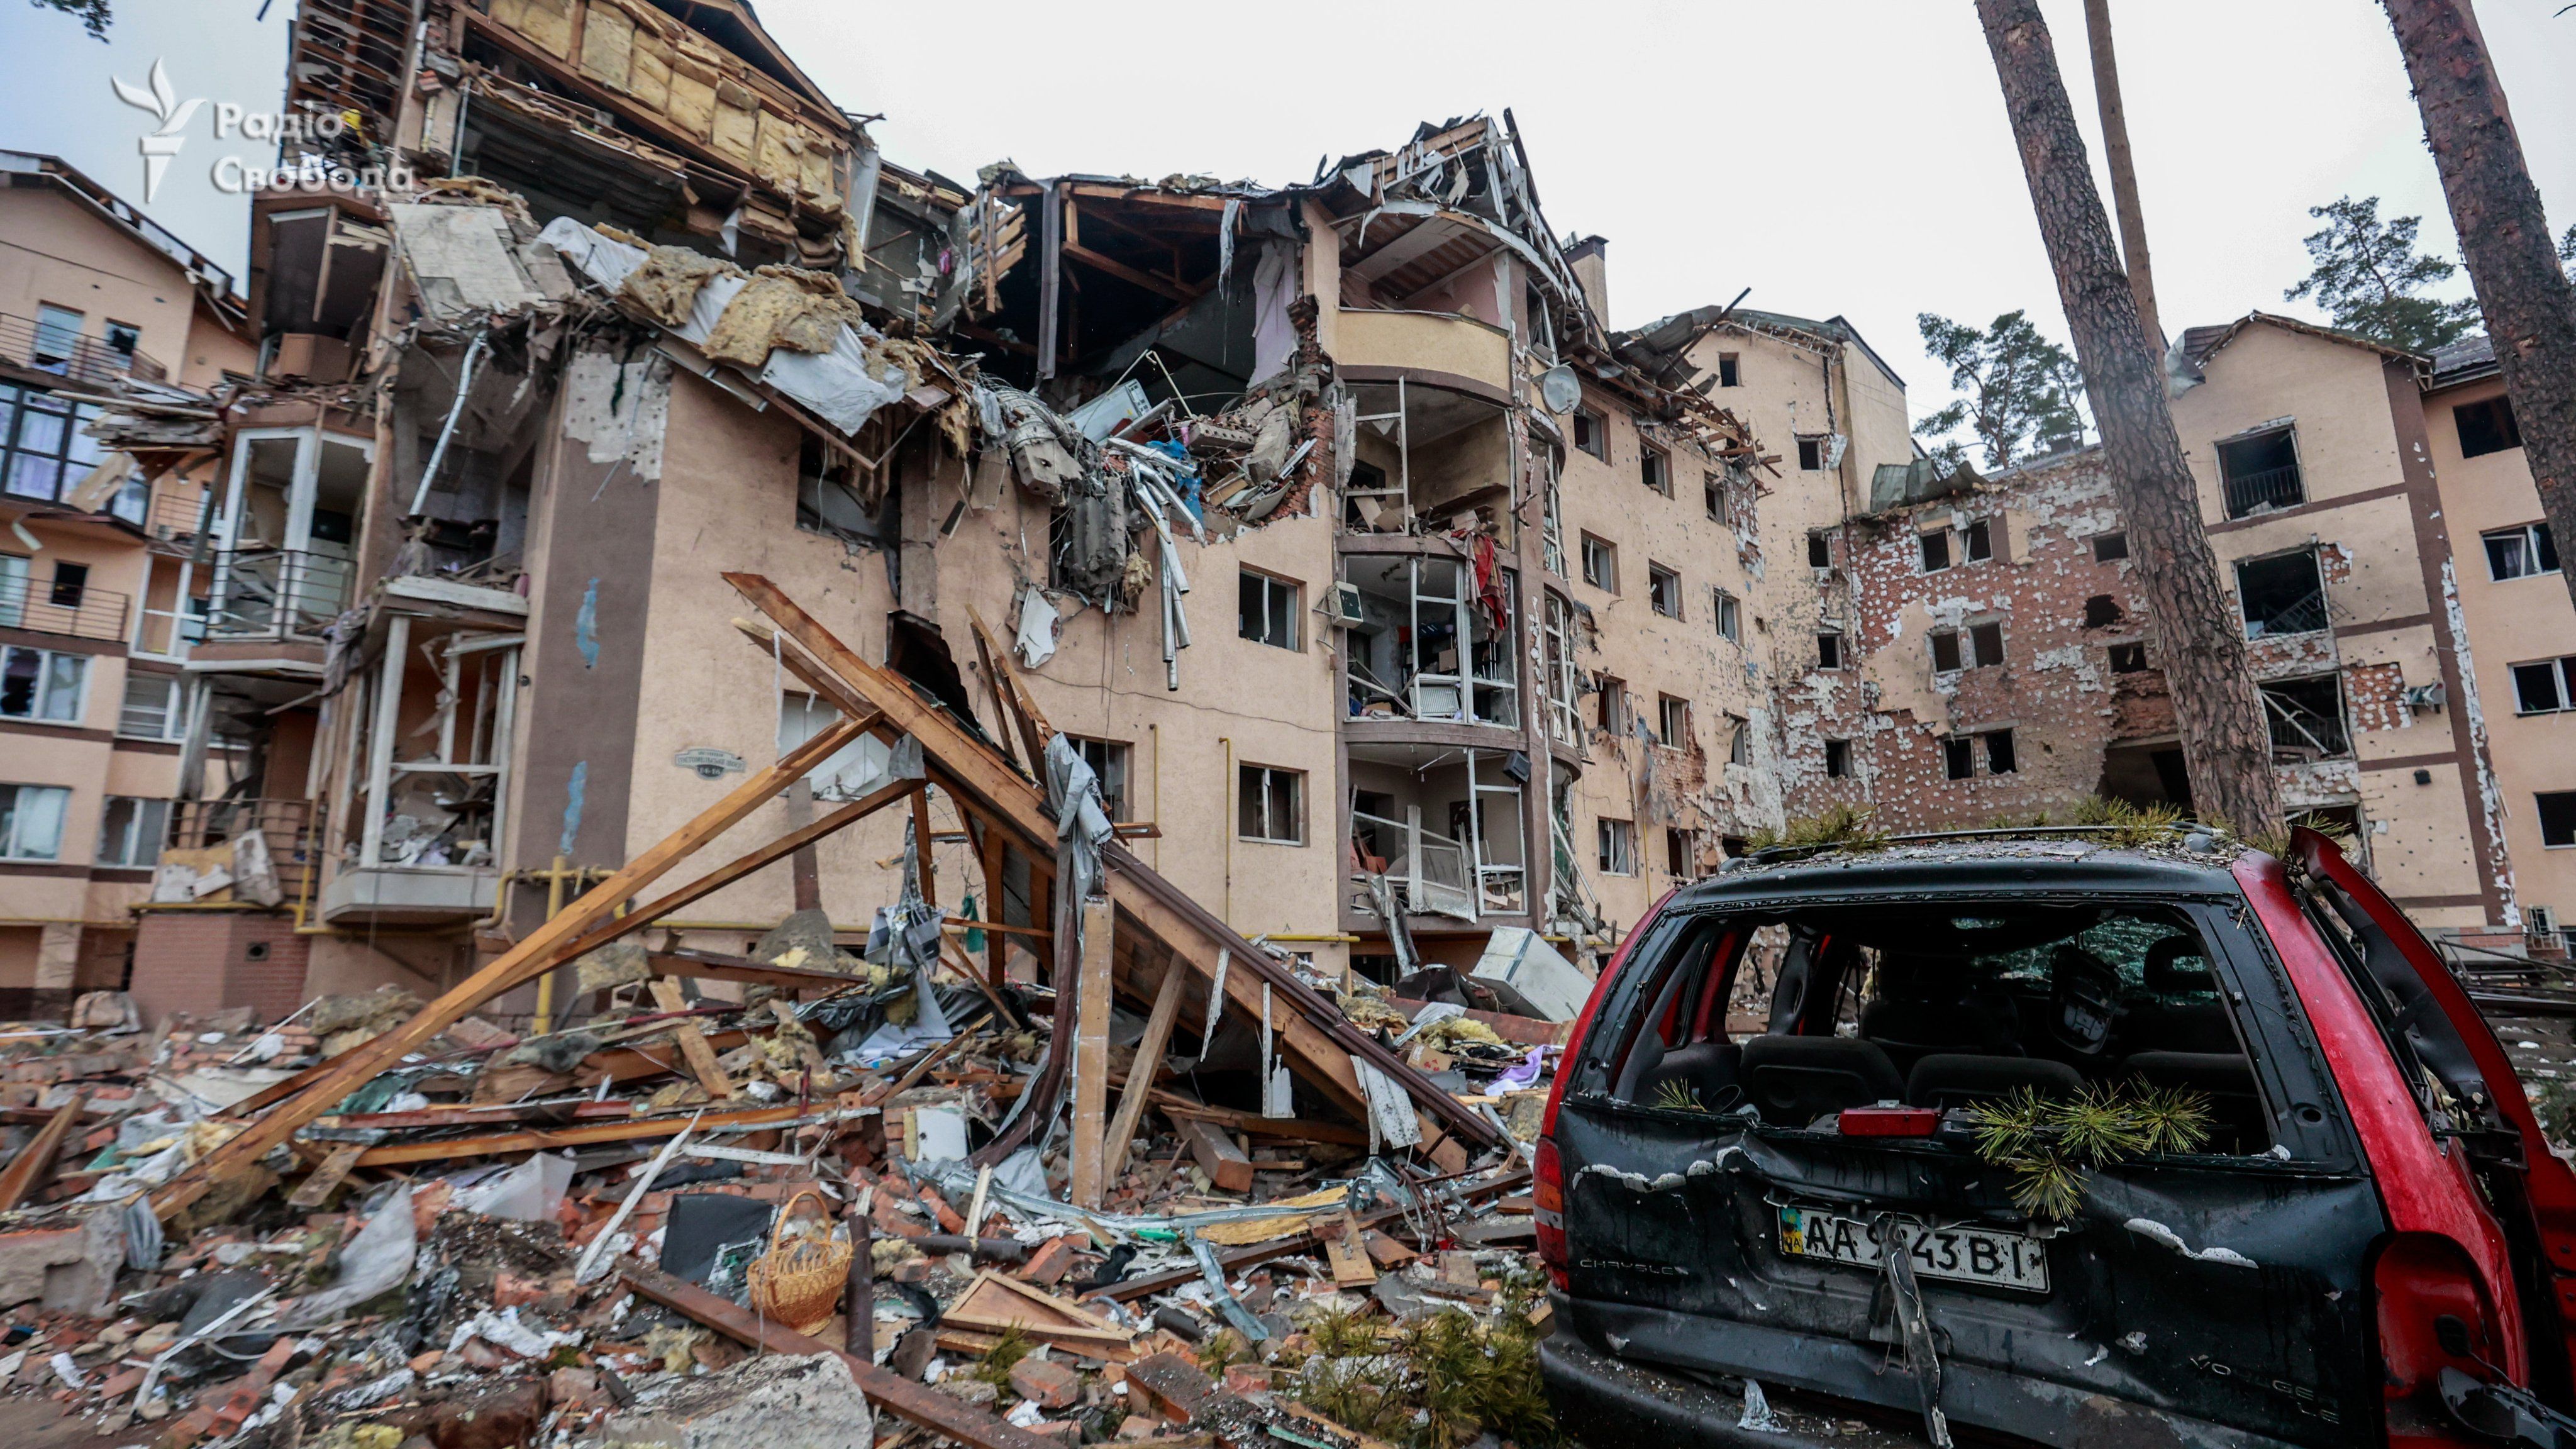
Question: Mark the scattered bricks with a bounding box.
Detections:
[1022,1236,1079,1286]
[98,1367,144,1399]
[1116,1416,1160,1440]
[408,1350,444,1374]
[921,1189,965,1234]
[1220,1364,1273,1397]
[154,1402,220,1449]
[935,1378,1001,1408]
[491,1274,547,1309]
[428,1379,548,1449]
[1009,1357,1082,1409]
[547,1367,608,1413]
[0,1206,125,1315]
[870,1195,927,1240]
[888,1257,931,1284]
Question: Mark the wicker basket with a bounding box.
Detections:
[747,1186,853,1335]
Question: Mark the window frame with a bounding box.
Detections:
[1572,408,1607,461]
[1068,735,1131,821]
[1968,621,2006,669]
[1640,446,1670,496]
[1807,531,1833,569]
[1716,352,1741,387]
[1647,562,1682,618]
[118,670,184,741]
[1236,763,1306,846]
[0,782,72,861]
[1580,533,1618,593]
[2484,523,2561,582]
[1597,816,1637,876]
[96,794,170,868]
[1963,518,1993,563]
[2454,395,2523,459]
[1712,588,1741,642]
[1816,630,1845,670]
[2092,531,2129,562]
[1237,567,1302,652]
[1823,738,1852,779]
[1919,530,1951,572]
[0,645,90,726]
[1796,436,1826,471]
[1657,694,1691,749]
[1929,628,1963,674]
[1725,713,1750,767]
[2511,658,2576,716]
[2538,791,2576,849]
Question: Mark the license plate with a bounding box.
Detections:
[1777,1204,2050,1293]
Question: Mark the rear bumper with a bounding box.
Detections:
[1538,1333,1933,1448]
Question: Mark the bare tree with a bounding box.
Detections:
[2381,0,2576,621]
[1975,0,2282,833]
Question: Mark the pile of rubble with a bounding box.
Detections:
[0,586,1579,1449]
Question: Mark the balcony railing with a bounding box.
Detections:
[0,313,166,386]
[1353,808,1479,922]
[210,548,353,641]
[0,572,128,641]
[148,486,213,543]
[2223,464,2304,519]
[169,797,318,904]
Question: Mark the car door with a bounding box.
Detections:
[2290,826,2576,1408]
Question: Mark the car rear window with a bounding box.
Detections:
[1588,899,2280,1154]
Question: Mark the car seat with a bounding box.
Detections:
[1741,1036,1905,1128]
[1905,1053,2082,1111]
[2121,1050,2268,1152]
[1642,1040,1745,1114]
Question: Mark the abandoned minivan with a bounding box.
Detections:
[1535,828,2576,1448]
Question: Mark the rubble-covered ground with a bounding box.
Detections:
[0,939,1570,1449]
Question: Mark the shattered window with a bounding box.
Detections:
[1824,739,1852,778]
[2484,523,2560,580]
[1713,589,1741,642]
[1716,352,1741,387]
[1238,765,1304,845]
[2237,550,2328,638]
[1930,629,1963,673]
[2454,396,2522,458]
[1964,518,1992,562]
[2511,658,2576,715]
[1580,534,1616,592]
[1597,818,1636,876]
[1704,472,1726,525]
[1816,631,1844,670]
[0,782,69,860]
[1943,736,1975,780]
[1648,564,1681,618]
[1069,736,1130,821]
[1968,621,2005,668]
[96,795,169,867]
[2109,642,2150,673]
[1985,729,2017,774]
[1666,828,1697,877]
[1238,569,1301,650]
[2084,594,2124,630]
[1919,530,1951,572]
[1796,436,1826,472]
[0,645,85,723]
[2261,675,2350,760]
[1573,409,1606,460]
[1807,531,1832,569]
[2539,791,2576,848]
[2218,426,2303,518]
[1726,714,1750,767]
[1641,447,1670,496]
[1657,694,1690,748]
[2093,531,2129,562]
[1596,675,1630,733]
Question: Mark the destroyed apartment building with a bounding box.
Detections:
[72,0,1801,1027]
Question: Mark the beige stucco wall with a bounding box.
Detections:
[0,187,203,377]
[2172,323,2493,925]
[2428,374,2575,927]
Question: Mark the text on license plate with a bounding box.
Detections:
[1777,1205,2049,1292]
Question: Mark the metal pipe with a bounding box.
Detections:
[410,328,489,515]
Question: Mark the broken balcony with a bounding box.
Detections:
[1341,376,1516,538]
[318,611,522,924]
[1341,549,1520,731]
[1346,742,1530,929]
[203,426,371,655]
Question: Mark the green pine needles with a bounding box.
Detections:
[1966,1081,2213,1221]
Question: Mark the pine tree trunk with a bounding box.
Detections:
[2083,0,2163,350]
[1976,0,2282,834]
[2381,0,2576,621]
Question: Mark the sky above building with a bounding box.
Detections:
[3,0,2570,433]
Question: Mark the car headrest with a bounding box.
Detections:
[2143,935,2214,994]
[1905,1053,2082,1110]
[1740,1035,1906,1126]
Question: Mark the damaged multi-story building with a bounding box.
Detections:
[1769,311,2564,946]
[60,1,1797,1024]
[23,1,2564,1026]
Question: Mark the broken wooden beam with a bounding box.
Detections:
[619,1263,1058,1449]
[153,714,878,1221]
[724,575,1500,1159]
[1177,1117,1253,1194]
[1069,896,1116,1209]
[1103,954,1187,1184]
[350,1101,818,1166]
[0,1091,85,1211]
[649,977,737,1099]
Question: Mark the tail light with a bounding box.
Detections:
[2375,1233,2506,1446]
[1534,1138,1568,1288]
[1840,1106,1940,1137]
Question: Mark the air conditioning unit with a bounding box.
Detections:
[1330,581,1366,626]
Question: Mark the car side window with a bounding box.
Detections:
[2297,885,2453,1130]
[2301,878,2496,1129]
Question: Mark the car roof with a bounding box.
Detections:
[1679,834,2254,909]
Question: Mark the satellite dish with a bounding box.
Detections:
[1539,365,1581,416]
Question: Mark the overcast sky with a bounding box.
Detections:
[4,0,2570,426]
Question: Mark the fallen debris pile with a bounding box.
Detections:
[0,580,1574,1449]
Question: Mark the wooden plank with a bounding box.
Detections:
[649,948,859,992]
[350,1102,813,1167]
[1102,954,1185,1186]
[0,1092,84,1210]
[1069,896,1116,1209]
[650,977,737,1099]
[619,1264,1058,1449]
[286,1143,365,1209]
[1062,240,1201,305]
[154,713,877,1221]
[1153,1096,1370,1148]
[1101,1167,1530,1304]
[980,818,1008,983]
[1177,1117,1252,1194]
[909,788,937,906]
